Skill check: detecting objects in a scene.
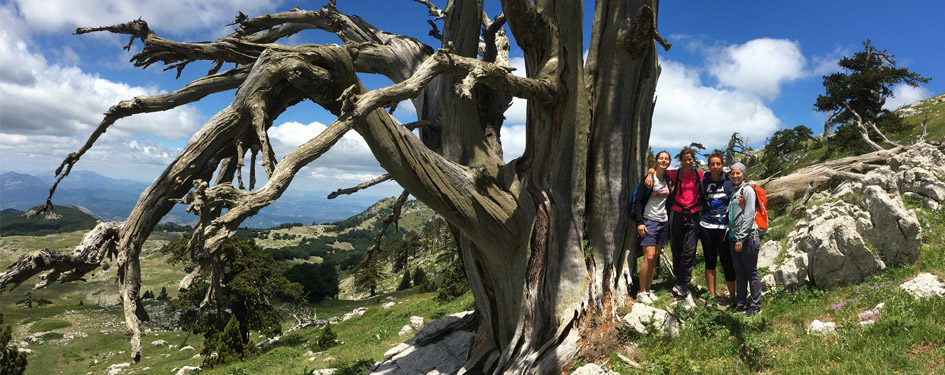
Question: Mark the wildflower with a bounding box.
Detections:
[829,302,847,310]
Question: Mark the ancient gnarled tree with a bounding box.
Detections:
[0,0,667,372]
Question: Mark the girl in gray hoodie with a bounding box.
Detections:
[727,163,761,316]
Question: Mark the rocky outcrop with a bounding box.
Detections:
[572,363,619,375]
[369,311,477,375]
[762,142,941,290]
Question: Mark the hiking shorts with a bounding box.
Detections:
[640,218,670,246]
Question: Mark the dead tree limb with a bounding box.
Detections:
[327,174,393,199]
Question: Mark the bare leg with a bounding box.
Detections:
[726,280,736,297]
[705,269,717,296]
[639,245,659,293]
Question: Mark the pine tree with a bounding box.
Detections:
[816,40,929,151]
[209,315,245,367]
[157,286,168,301]
[311,324,338,352]
[412,267,429,291]
[1,313,28,375]
[436,256,470,302]
[397,268,412,291]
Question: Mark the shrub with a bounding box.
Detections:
[397,268,412,291]
[436,256,469,302]
[142,290,155,299]
[1,313,28,375]
[310,324,338,352]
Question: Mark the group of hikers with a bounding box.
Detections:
[631,147,764,316]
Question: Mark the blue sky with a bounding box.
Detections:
[1,0,942,198]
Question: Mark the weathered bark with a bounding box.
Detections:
[0,2,664,371]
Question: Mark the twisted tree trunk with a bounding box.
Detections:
[1,1,665,372]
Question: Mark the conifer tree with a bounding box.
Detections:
[1,313,28,375]
[397,268,412,291]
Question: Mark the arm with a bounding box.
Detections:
[732,186,756,244]
[644,167,656,188]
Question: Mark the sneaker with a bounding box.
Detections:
[744,306,761,317]
[671,285,689,299]
[638,291,656,304]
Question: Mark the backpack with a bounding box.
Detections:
[737,184,768,234]
[631,173,670,206]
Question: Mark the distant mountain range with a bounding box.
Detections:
[0,171,382,228]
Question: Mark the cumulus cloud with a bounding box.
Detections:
[883,84,933,110]
[708,38,806,99]
[9,0,282,36]
[652,60,780,150]
[504,57,528,125]
[0,28,202,139]
[268,121,383,173]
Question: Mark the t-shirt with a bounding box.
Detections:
[667,169,703,213]
[700,173,733,229]
[643,175,671,222]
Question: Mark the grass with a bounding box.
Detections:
[606,194,945,374]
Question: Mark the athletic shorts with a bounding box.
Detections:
[640,218,670,246]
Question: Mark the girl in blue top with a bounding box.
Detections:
[699,152,736,303]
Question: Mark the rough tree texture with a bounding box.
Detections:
[0,1,665,372]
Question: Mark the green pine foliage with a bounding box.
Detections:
[0,205,97,236]
[412,267,431,292]
[397,268,412,291]
[354,258,383,296]
[1,314,28,375]
[815,40,930,152]
[284,262,340,302]
[207,316,251,367]
[162,235,303,357]
[157,286,169,301]
[436,256,469,302]
[310,324,339,352]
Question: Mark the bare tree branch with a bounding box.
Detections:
[327,174,392,199]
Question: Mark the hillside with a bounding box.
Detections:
[0,205,98,236]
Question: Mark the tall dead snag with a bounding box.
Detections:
[0,1,664,372]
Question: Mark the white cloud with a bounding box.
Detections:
[810,47,850,77]
[500,124,526,162]
[708,38,806,100]
[9,0,282,36]
[652,60,780,150]
[0,28,202,139]
[268,121,383,173]
[884,84,933,110]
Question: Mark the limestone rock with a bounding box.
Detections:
[175,366,201,375]
[796,202,884,288]
[398,325,413,336]
[310,370,336,375]
[151,339,167,346]
[381,301,396,309]
[830,181,861,199]
[770,244,809,289]
[900,273,945,299]
[178,345,195,351]
[572,363,618,375]
[807,320,837,335]
[409,316,424,329]
[861,186,921,265]
[622,303,681,337]
[106,362,130,375]
[862,166,898,193]
[342,307,368,321]
[758,241,781,269]
[369,311,476,375]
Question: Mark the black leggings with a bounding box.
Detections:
[700,226,736,282]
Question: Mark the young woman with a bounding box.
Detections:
[647,147,703,298]
[632,151,673,304]
[728,162,762,316]
[699,153,736,303]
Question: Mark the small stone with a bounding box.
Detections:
[381,301,396,309]
[175,366,201,375]
[807,319,837,335]
[106,362,130,375]
[178,345,195,351]
[900,273,945,299]
[399,324,413,336]
[409,316,424,329]
[151,339,167,346]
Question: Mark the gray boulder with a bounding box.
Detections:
[769,244,809,289]
[369,311,477,375]
[758,241,781,269]
[572,363,619,375]
[807,320,837,335]
[796,202,884,288]
[861,186,922,265]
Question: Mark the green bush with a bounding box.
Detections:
[436,256,469,302]
[1,313,28,375]
[310,324,339,352]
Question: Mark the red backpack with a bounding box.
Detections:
[738,184,768,233]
